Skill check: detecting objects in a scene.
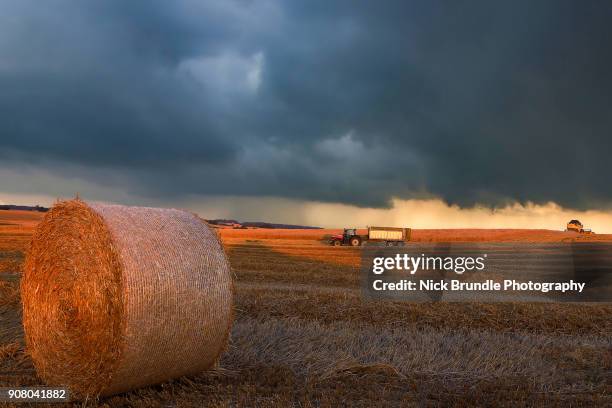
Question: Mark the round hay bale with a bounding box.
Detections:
[21,200,233,398]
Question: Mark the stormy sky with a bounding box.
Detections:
[1,1,611,212]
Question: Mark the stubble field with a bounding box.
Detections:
[0,211,610,406]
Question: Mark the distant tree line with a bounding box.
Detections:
[0,204,49,212]
[206,219,321,229]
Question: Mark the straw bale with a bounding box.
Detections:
[21,200,233,398]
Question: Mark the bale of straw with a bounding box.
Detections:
[21,200,233,398]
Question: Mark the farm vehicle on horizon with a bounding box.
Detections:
[329,226,411,247]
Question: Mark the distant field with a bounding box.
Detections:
[221,226,612,242]
[0,210,610,406]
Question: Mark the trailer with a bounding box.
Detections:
[329,226,411,246]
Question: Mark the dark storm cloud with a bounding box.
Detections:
[1,0,611,208]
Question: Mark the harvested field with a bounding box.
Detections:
[1,211,611,406]
[0,210,41,274]
[0,210,43,253]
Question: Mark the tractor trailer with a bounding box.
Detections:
[330,227,411,247]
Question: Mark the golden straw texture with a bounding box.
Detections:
[21,200,233,398]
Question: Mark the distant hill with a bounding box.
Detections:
[0,204,48,212]
[206,219,321,229]
[241,221,322,229]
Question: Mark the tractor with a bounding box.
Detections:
[330,228,363,246]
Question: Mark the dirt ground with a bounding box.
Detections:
[0,211,610,406]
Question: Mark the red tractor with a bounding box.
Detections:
[330,228,363,246]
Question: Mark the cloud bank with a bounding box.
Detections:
[0,1,611,212]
